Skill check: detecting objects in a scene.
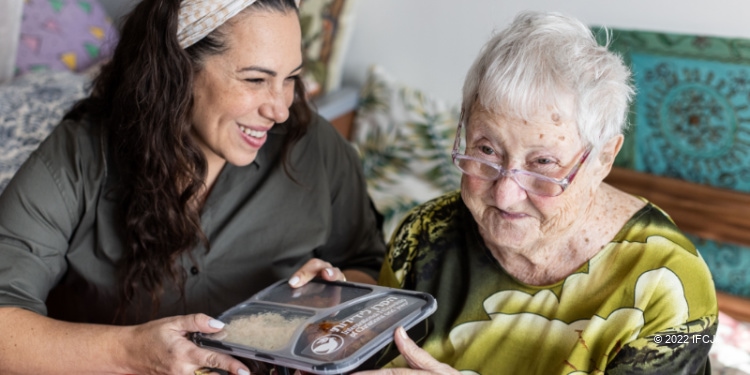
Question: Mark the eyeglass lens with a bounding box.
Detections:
[454,156,564,196]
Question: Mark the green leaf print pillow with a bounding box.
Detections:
[352,65,461,241]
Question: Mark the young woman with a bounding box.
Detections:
[0,1,385,374]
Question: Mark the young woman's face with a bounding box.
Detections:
[191,9,302,170]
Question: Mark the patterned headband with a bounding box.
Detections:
[177,0,300,49]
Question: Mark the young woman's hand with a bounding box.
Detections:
[287,258,357,288]
[123,313,249,375]
[353,327,460,375]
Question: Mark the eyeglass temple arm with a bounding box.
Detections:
[564,148,592,184]
[452,109,466,158]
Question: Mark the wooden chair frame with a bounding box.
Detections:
[606,167,750,322]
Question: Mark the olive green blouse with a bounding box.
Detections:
[0,114,385,324]
[379,191,717,374]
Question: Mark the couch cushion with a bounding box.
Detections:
[0,70,90,193]
[15,0,119,77]
[352,65,461,240]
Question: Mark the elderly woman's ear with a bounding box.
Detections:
[596,134,624,176]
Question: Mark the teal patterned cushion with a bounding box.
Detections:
[597,28,750,299]
[689,235,750,298]
[352,65,461,240]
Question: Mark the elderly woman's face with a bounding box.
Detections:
[460,108,596,253]
[191,9,302,169]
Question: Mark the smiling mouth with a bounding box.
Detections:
[239,125,266,138]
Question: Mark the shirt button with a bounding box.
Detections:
[190,266,200,275]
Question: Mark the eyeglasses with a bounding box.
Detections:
[451,119,591,197]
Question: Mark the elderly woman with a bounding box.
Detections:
[0,0,384,374]
[358,11,717,375]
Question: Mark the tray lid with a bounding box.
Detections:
[192,279,437,374]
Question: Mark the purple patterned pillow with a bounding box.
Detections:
[14,0,119,77]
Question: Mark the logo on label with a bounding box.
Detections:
[311,334,344,354]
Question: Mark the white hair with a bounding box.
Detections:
[461,11,634,149]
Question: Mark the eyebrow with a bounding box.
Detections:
[238,62,304,77]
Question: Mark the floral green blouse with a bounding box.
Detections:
[379,190,718,375]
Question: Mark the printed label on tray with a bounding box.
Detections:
[310,335,345,354]
[296,295,425,360]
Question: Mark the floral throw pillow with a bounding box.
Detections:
[299,0,355,97]
[15,0,119,77]
[352,65,462,240]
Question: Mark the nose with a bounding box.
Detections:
[259,86,292,124]
[490,171,528,207]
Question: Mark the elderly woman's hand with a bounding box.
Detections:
[123,313,249,375]
[353,327,460,375]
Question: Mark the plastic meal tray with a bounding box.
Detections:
[191,279,437,374]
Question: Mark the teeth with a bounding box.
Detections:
[240,126,265,138]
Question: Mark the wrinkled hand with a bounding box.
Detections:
[288,258,347,288]
[353,327,460,375]
[123,313,249,375]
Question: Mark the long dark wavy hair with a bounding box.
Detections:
[64,0,310,321]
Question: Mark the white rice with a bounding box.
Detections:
[222,312,308,351]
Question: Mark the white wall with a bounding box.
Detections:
[0,0,23,83]
[97,0,750,106]
[342,0,750,106]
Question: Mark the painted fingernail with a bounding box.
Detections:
[289,276,300,286]
[238,369,250,375]
[209,319,225,329]
[399,326,408,339]
[326,268,334,277]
